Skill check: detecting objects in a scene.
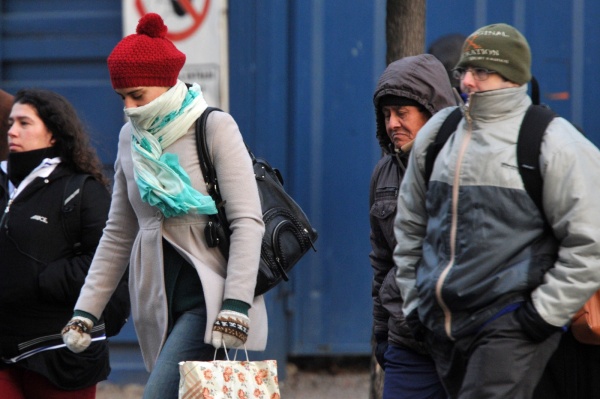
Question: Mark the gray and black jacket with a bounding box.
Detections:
[394,85,600,340]
[370,54,456,351]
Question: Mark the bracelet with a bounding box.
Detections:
[62,319,91,335]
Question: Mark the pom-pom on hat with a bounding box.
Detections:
[455,23,531,85]
[107,13,186,89]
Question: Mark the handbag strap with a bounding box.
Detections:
[215,342,250,361]
[195,107,224,203]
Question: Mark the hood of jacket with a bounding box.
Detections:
[373,54,458,154]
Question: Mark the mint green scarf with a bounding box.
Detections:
[125,81,217,217]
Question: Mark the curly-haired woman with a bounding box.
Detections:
[0,88,113,398]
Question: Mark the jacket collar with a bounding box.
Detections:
[466,85,531,123]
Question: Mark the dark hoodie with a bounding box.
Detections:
[369,54,457,352]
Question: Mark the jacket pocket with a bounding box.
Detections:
[370,190,398,242]
[0,259,40,304]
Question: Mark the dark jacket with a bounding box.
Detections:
[370,54,457,352]
[0,163,112,389]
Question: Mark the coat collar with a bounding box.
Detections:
[465,85,531,123]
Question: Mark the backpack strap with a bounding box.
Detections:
[424,107,462,185]
[516,104,556,218]
[530,76,541,106]
[61,173,92,255]
[425,104,556,221]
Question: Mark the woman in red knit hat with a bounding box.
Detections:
[61,13,267,399]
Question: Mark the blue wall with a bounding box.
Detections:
[2,0,600,385]
[0,0,124,165]
[228,0,386,359]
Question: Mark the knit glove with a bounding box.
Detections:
[61,316,94,353]
[212,299,251,349]
[515,301,564,342]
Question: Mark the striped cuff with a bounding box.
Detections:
[73,310,98,326]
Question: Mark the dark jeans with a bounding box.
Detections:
[383,343,449,399]
[427,310,561,399]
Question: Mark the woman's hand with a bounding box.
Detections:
[211,309,250,348]
[61,316,94,353]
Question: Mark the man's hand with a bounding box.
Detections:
[515,301,564,342]
[406,309,428,342]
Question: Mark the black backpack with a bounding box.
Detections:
[424,104,557,219]
[195,107,318,296]
[62,174,130,337]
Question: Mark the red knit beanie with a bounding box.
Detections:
[107,13,186,89]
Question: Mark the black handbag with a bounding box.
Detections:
[195,107,318,296]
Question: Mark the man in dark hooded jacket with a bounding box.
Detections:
[369,53,458,399]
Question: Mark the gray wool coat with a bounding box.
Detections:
[75,110,267,371]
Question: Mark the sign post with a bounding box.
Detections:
[123,0,228,109]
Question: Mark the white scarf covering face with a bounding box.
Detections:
[125,80,217,217]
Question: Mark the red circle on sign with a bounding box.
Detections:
[135,0,211,41]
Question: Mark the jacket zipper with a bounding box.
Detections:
[0,198,13,230]
[1,178,23,229]
[435,99,474,339]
